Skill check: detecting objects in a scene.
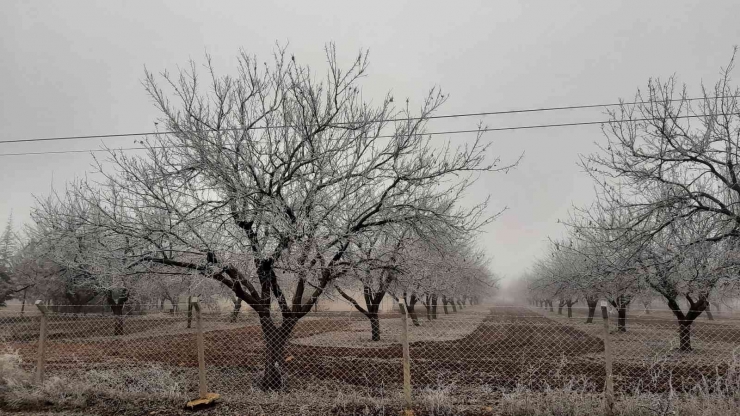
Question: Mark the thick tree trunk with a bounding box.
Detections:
[558,300,564,315]
[451,299,457,313]
[644,302,651,315]
[230,298,242,323]
[705,303,714,321]
[567,303,573,318]
[106,290,128,336]
[679,321,693,351]
[585,299,597,324]
[608,295,630,332]
[112,304,124,336]
[408,304,420,326]
[370,313,381,342]
[431,295,438,319]
[259,316,296,390]
[617,307,627,332]
[442,296,449,314]
[423,295,432,321]
[548,300,554,312]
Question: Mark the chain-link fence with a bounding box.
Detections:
[2,301,740,409]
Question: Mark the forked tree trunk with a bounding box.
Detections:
[442,296,449,314]
[335,284,386,341]
[585,299,598,323]
[667,295,708,352]
[450,299,457,313]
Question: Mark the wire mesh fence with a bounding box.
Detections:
[2,302,740,406]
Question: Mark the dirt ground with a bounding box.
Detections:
[2,304,739,415]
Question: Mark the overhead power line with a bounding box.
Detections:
[0,112,733,157]
[1,95,736,146]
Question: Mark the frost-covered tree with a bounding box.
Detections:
[32,44,515,389]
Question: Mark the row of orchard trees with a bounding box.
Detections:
[1,44,506,390]
[526,49,740,351]
[334,230,495,340]
[0,213,229,316]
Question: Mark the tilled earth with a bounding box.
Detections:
[3,306,738,415]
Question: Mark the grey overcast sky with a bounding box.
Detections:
[1,1,739,283]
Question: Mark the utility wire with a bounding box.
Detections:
[0,113,732,157]
[1,95,736,146]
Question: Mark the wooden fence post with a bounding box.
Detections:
[192,298,207,399]
[34,300,49,384]
[601,300,614,416]
[399,302,413,414]
[185,298,220,408]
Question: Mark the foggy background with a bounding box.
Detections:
[2,0,739,288]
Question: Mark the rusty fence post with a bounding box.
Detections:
[399,302,413,413]
[34,300,49,384]
[601,300,614,416]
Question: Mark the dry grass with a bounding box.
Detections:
[0,348,188,411]
[4,345,740,415]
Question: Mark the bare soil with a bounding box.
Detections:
[3,304,739,415]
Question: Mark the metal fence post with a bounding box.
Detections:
[34,300,49,384]
[399,302,413,414]
[192,297,207,399]
[601,300,614,416]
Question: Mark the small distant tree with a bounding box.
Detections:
[334,229,409,340]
